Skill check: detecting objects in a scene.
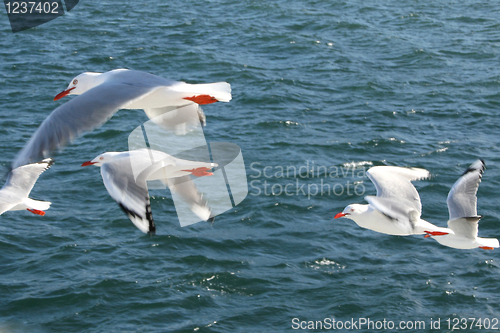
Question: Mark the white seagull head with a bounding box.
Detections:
[54,72,102,100]
[334,203,369,220]
[81,152,122,167]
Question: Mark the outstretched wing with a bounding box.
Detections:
[12,82,157,168]
[447,160,484,221]
[0,158,54,215]
[366,166,430,214]
[100,157,155,234]
[4,158,54,198]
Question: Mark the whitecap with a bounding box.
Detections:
[342,161,373,168]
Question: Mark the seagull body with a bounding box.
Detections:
[0,158,54,216]
[54,69,231,106]
[13,69,231,168]
[335,166,450,236]
[337,204,447,236]
[426,160,499,250]
[82,148,217,234]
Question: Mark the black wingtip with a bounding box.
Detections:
[13,157,55,171]
[119,202,139,219]
[461,159,485,176]
[118,202,155,234]
[146,203,155,234]
[41,158,55,169]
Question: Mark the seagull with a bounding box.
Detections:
[13,69,231,168]
[0,158,54,216]
[425,160,499,250]
[82,149,217,234]
[334,165,451,236]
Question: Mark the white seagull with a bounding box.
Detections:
[0,158,54,216]
[425,160,499,250]
[334,165,450,236]
[82,149,217,234]
[13,69,231,168]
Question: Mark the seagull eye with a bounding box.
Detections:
[350,208,354,212]
[99,157,104,160]
[73,79,78,85]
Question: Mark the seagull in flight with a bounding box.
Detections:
[82,149,217,234]
[13,69,231,168]
[335,165,450,236]
[0,158,54,216]
[425,160,499,250]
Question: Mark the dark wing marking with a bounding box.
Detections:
[101,157,155,234]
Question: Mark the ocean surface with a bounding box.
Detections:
[1,0,500,332]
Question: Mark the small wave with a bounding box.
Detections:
[307,258,346,271]
[342,161,373,168]
[388,137,406,143]
[281,120,300,125]
[420,147,449,157]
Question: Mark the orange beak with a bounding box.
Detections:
[81,161,96,166]
[27,209,45,216]
[54,87,76,101]
[334,212,347,219]
[182,167,213,177]
[424,231,449,238]
[479,246,495,250]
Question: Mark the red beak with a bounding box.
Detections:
[424,231,449,237]
[182,167,213,177]
[334,212,347,219]
[54,87,76,101]
[81,161,96,167]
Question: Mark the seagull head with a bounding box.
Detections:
[81,152,122,167]
[334,204,367,219]
[54,72,102,100]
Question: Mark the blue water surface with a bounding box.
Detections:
[1,0,500,332]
